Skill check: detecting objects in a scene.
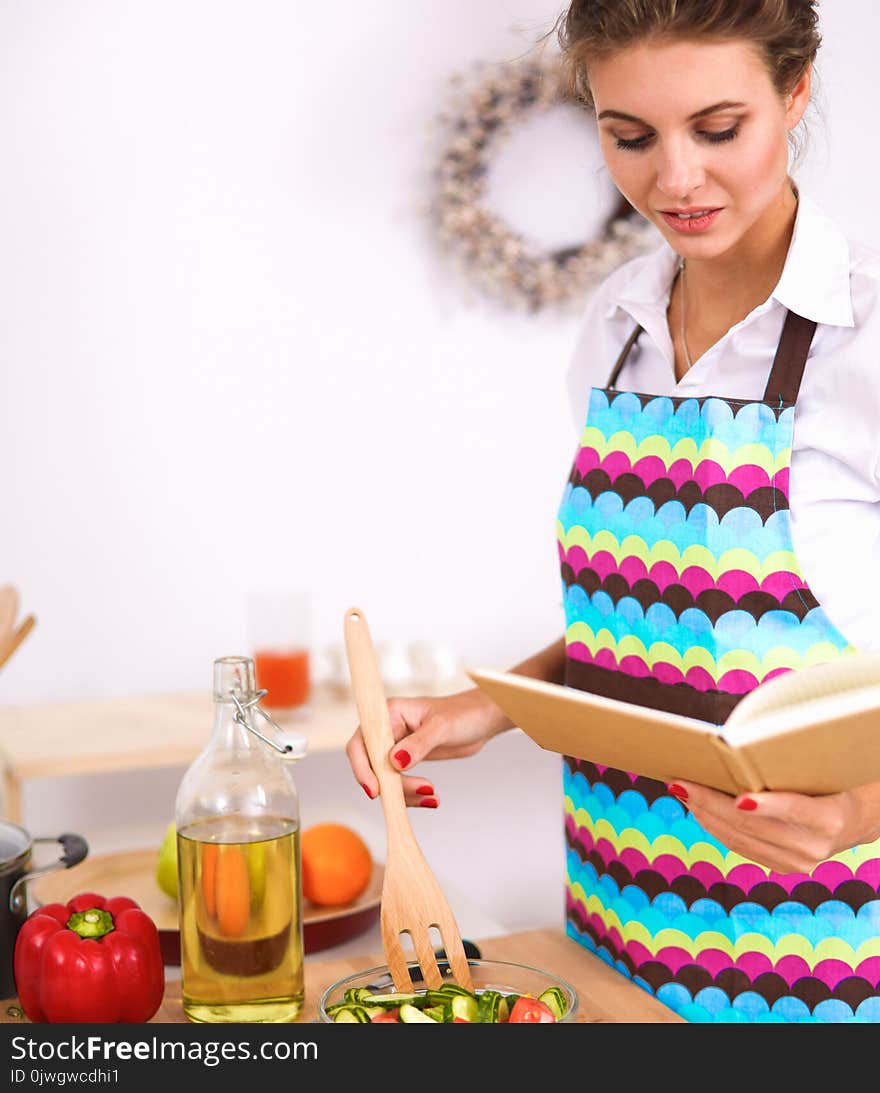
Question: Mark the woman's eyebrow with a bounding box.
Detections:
[597,100,747,123]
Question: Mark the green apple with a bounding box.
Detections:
[156,821,178,900]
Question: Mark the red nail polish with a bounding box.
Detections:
[361,783,374,799]
[669,783,688,802]
[737,797,758,811]
[394,749,411,770]
[415,784,434,796]
[419,797,438,808]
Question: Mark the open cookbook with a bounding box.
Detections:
[468,652,880,796]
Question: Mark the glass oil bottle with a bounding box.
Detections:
[176,656,307,1022]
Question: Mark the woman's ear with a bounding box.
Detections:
[786,65,811,131]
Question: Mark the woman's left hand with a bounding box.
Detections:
[669,779,880,874]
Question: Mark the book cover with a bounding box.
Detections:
[468,652,880,795]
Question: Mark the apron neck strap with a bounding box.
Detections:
[762,310,818,403]
[605,310,817,402]
[606,324,642,389]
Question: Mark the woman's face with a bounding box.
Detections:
[588,39,809,262]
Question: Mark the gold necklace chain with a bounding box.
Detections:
[679,257,694,372]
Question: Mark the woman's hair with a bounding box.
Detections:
[556,1,821,110]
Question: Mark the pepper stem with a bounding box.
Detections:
[66,908,115,939]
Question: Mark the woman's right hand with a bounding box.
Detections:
[346,687,512,807]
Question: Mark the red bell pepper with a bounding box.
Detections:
[13,891,165,1023]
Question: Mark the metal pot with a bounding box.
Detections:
[0,821,88,998]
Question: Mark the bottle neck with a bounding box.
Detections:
[210,698,257,752]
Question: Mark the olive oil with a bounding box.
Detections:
[176,655,307,1023]
[178,815,304,1023]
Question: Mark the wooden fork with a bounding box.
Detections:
[0,614,35,672]
[0,585,18,645]
[344,606,474,994]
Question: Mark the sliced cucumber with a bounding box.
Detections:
[435,983,476,998]
[477,989,502,1023]
[537,986,568,1020]
[362,992,426,1008]
[333,1005,372,1023]
[450,994,479,1022]
[399,1003,440,1023]
[332,981,563,1025]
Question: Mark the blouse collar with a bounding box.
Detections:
[603,191,855,329]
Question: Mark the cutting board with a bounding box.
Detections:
[30,848,383,964]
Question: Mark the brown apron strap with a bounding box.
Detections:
[606,324,642,389]
[607,265,683,389]
[607,308,817,401]
[762,311,818,403]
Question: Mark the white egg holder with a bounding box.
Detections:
[314,640,465,699]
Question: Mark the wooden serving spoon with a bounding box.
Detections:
[0,614,36,672]
[344,606,474,994]
[0,585,18,645]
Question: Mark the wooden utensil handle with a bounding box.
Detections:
[0,614,35,672]
[343,608,407,816]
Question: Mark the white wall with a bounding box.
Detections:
[2,1,877,705]
[1,0,584,708]
[2,1,878,934]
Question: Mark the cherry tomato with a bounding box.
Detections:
[508,996,556,1023]
[370,1010,401,1022]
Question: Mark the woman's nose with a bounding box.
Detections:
[655,140,705,201]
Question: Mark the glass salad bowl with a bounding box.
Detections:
[318,957,579,1023]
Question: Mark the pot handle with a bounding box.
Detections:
[9,833,90,914]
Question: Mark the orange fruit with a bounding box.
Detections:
[301,823,373,907]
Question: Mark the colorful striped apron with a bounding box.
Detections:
[558,310,880,1021]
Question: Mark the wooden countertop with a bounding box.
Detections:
[2,928,681,1024]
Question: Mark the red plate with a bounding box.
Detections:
[30,847,382,964]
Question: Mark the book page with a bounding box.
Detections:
[724,678,880,749]
[725,651,880,729]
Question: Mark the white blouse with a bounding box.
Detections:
[565,193,880,653]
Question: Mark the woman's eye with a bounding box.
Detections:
[613,124,741,152]
[614,133,653,152]
[701,125,740,144]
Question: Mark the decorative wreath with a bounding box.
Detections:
[432,53,657,312]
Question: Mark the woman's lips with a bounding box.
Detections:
[659,207,722,234]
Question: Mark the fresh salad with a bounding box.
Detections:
[326,982,567,1023]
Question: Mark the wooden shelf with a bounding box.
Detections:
[0,686,358,823]
[0,676,473,822]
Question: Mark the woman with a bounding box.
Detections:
[348,0,880,1022]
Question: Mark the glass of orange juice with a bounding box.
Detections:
[247,590,312,717]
